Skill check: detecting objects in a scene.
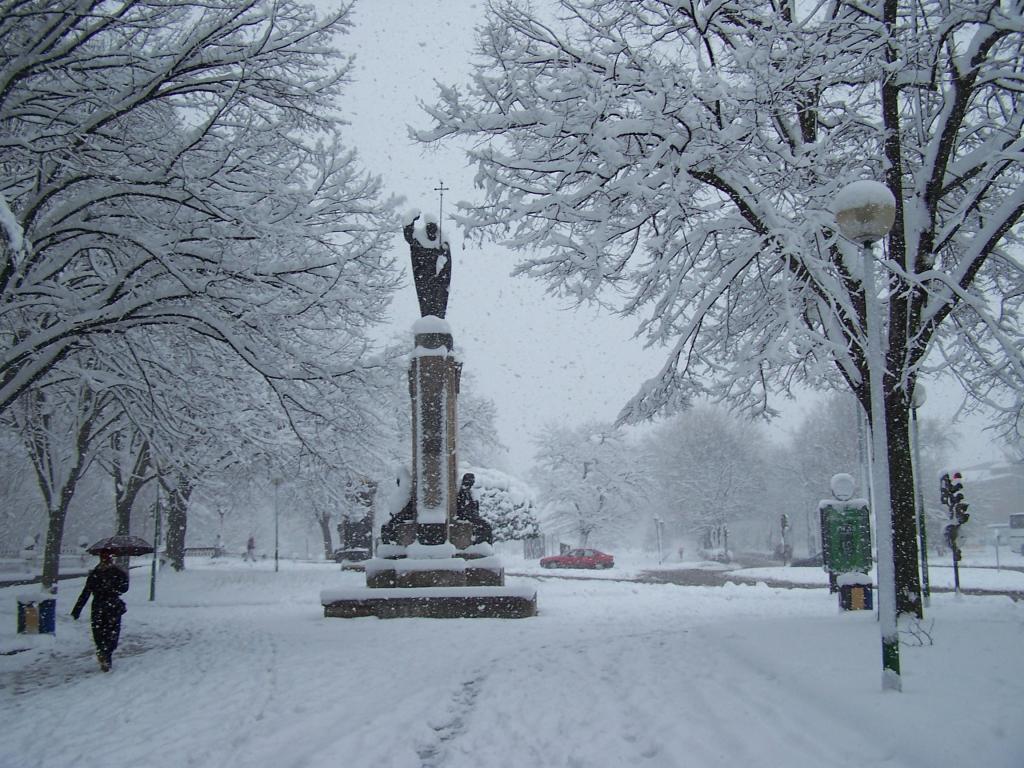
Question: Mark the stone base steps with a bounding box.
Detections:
[320,585,537,619]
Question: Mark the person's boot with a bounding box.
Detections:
[97,652,110,672]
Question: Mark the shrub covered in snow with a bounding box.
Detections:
[463,466,540,542]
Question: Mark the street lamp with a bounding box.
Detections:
[272,476,283,573]
[654,517,666,563]
[834,179,901,692]
[149,477,162,602]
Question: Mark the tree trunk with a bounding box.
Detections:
[31,390,103,593]
[39,460,87,592]
[163,476,192,571]
[885,392,923,618]
[40,501,69,594]
[114,440,151,572]
[317,513,333,560]
[115,441,150,535]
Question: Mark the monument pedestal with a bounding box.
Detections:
[322,555,534,618]
[363,552,505,589]
[321,314,536,620]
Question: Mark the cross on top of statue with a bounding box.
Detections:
[434,179,449,241]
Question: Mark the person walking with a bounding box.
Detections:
[71,552,129,672]
[245,535,256,562]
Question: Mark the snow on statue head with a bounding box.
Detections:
[830,473,856,501]
[404,208,444,249]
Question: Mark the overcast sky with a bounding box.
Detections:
[335,0,1005,478]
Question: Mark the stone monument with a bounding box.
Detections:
[334,478,376,569]
[321,206,536,619]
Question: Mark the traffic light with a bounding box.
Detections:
[940,471,965,510]
[942,471,968,562]
[948,472,964,508]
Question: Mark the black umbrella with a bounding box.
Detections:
[87,535,155,556]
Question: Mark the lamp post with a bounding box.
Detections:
[149,479,162,602]
[834,179,901,692]
[273,476,283,573]
[856,402,873,518]
[910,384,930,606]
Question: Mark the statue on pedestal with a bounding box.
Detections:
[455,473,493,546]
[319,194,537,617]
[403,213,451,318]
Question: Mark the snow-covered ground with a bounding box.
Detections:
[1,554,1022,768]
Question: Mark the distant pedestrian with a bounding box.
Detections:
[245,536,256,562]
[678,545,685,561]
[71,552,129,672]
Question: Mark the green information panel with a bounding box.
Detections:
[819,501,872,574]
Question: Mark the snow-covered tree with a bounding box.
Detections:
[462,465,540,541]
[458,377,509,469]
[531,422,647,547]
[0,426,42,547]
[774,396,863,554]
[0,1,404,577]
[3,377,116,589]
[417,0,1024,618]
[0,0,398,420]
[95,416,153,541]
[645,405,769,555]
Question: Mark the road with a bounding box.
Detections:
[511,552,1024,602]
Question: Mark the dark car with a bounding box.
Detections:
[539,548,614,570]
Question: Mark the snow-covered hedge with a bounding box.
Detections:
[463,466,540,542]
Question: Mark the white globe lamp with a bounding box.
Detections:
[834,180,896,244]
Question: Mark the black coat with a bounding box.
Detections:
[72,563,129,655]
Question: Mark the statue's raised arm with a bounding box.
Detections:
[404,212,451,319]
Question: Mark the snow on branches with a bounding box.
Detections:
[0,0,399,421]
[416,0,1024,437]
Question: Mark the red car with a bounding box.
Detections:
[540,548,614,570]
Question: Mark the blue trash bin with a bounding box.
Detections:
[17,595,56,634]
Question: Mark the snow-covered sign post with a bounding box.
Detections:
[834,180,901,692]
[320,208,536,619]
[819,473,873,611]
